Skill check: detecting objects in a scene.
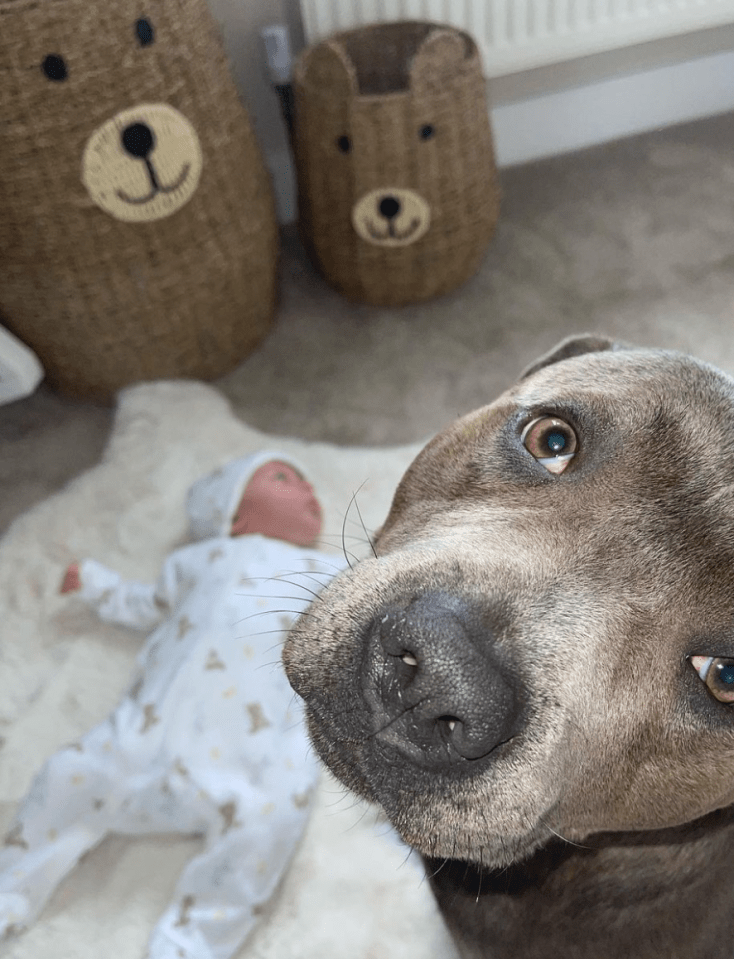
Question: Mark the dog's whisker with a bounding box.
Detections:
[236,628,300,644]
[538,817,592,850]
[232,607,317,627]
[273,569,340,589]
[426,855,451,882]
[475,848,486,904]
[341,802,375,834]
[340,481,372,569]
[316,533,372,544]
[234,591,322,606]
[396,841,419,872]
[351,487,378,559]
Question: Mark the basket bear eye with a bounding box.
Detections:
[336,135,351,153]
[420,124,435,140]
[41,54,68,82]
[135,18,155,45]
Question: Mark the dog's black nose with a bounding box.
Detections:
[364,592,521,769]
[121,122,155,159]
[379,196,401,220]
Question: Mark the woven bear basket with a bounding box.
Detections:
[0,0,278,400]
[293,21,500,307]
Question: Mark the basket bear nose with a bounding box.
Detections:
[365,591,521,769]
[121,122,155,159]
[379,195,401,220]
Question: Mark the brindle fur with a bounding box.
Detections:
[283,336,734,958]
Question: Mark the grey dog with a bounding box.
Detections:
[283,335,734,959]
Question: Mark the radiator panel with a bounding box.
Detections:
[300,0,734,76]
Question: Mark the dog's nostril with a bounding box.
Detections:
[401,652,418,666]
[121,122,155,159]
[379,196,401,220]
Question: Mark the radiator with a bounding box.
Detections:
[299,0,734,77]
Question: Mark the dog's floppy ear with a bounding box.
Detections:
[520,334,628,380]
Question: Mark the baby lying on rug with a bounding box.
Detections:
[0,451,345,959]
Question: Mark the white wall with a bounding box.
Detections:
[206,0,302,222]
[491,45,734,168]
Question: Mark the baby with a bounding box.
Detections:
[0,451,345,959]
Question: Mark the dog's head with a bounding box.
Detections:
[284,336,734,868]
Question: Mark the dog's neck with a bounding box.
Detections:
[425,806,734,959]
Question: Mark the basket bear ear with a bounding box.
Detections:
[300,39,357,97]
[409,28,468,93]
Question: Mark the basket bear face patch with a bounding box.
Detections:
[81,103,203,223]
[34,14,203,223]
[351,186,431,247]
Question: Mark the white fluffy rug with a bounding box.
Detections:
[0,381,457,959]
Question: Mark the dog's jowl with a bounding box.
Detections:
[283,335,734,959]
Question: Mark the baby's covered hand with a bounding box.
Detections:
[60,562,81,594]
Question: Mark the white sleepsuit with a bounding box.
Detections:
[0,452,345,959]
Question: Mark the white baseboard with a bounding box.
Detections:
[268,45,734,222]
[492,46,734,167]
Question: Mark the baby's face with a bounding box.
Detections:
[231,461,322,546]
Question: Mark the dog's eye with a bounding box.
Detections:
[336,135,351,153]
[521,417,577,474]
[690,656,734,703]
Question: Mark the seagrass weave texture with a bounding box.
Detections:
[293,21,500,307]
[0,0,277,400]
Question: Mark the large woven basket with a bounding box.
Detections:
[0,0,277,400]
[293,21,500,307]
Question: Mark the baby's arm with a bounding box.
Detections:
[65,558,177,632]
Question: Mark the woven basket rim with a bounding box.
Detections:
[293,19,482,100]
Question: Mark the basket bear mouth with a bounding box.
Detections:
[351,187,431,248]
[117,159,192,206]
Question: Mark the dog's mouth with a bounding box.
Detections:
[312,714,563,870]
[287,584,572,869]
[302,697,558,867]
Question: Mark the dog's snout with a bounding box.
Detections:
[121,122,155,159]
[379,195,401,220]
[365,592,520,768]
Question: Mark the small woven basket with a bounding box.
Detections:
[0,0,277,400]
[293,21,500,307]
